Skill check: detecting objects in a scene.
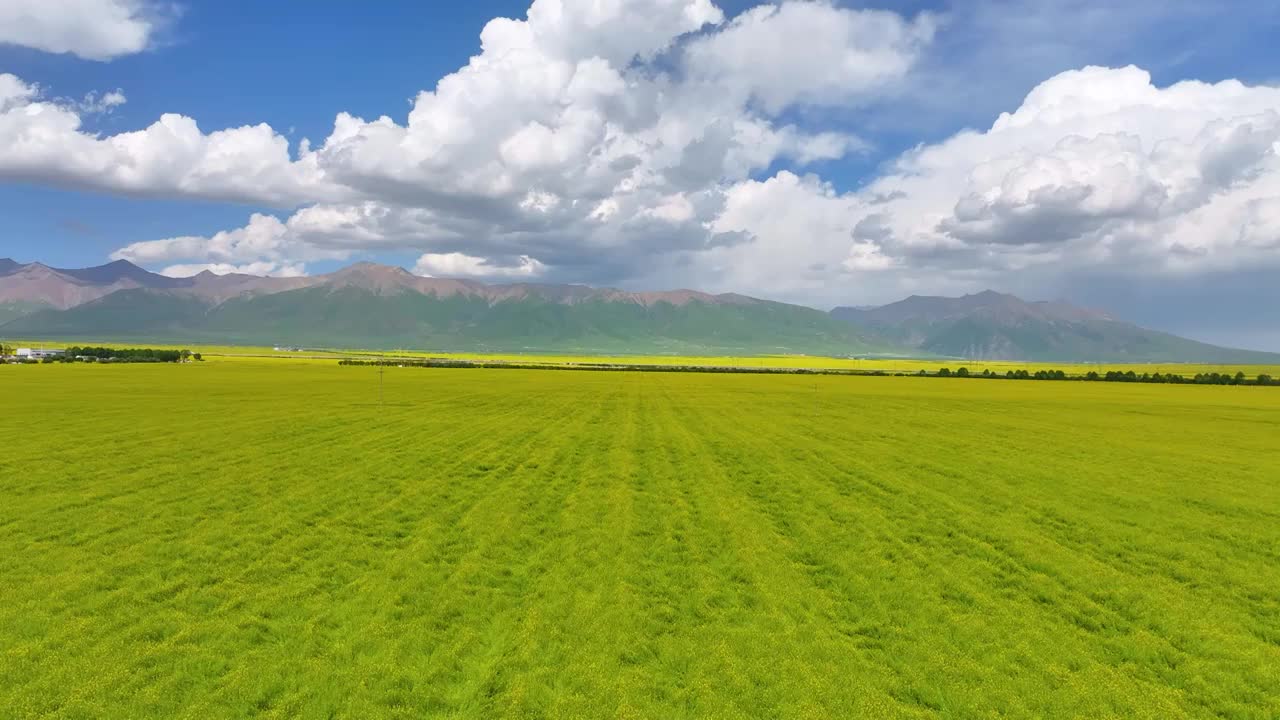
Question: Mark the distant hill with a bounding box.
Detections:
[53,259,184,287]
[831,290,1280,363]
[0,258,310,313]
[0,258,185,311]
[1,261,887,354]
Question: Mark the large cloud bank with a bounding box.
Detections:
[0,1,1277,306]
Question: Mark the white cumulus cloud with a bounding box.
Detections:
[845,66,1280,283]
[684,1,935,113]
[112,213,349,269]
[414,253,547,279]
[0,0,162,61]
[0,75,340,205]
[76,89,128,114]
[51,0,929,282]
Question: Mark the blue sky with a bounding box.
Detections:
[2,0,1280,348]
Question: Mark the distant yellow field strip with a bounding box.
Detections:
[11,338,1280,377]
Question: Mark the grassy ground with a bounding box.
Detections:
[2,362,1278,718]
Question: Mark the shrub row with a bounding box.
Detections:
[337,359,839,375]
[338,359,1275,386]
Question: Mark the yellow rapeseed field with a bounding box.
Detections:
[2,360,1277,717]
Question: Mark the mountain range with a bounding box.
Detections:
[829,292,1279,363]
[1,258,1276,362]
[0,260,882,355]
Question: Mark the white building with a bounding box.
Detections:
[16,348,66,359]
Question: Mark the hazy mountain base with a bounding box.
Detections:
[1,287,893,355]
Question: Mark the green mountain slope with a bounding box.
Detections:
[3,290,214,339]
[208,286,877,352]
[2,286,889,354]
[0,301,51,325]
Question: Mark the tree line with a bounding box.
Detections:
[67,347,204,363]
[1,347,204,364]
[930,367,1276,386]
[337,358,837,374]
[336,358,1276,386]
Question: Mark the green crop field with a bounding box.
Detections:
[2,362,1278,718]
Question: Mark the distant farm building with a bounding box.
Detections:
[16,348,66,359]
